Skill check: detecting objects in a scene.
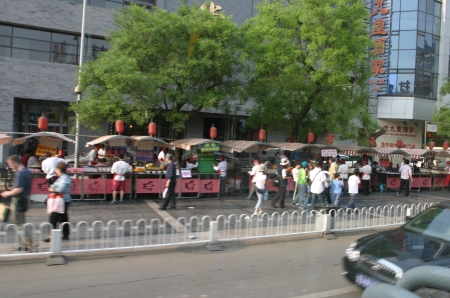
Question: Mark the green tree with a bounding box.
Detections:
[242,0,376,142]
[72,2,244,132]
[433,78,450,138]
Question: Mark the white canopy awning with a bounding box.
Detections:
[12,132,75,146]
[85,135,133,147]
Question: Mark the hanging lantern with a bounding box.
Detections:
[210,124,217,140]
[443,141,449,150]
[327,133,334,144]
[259,127,266,142]
[37,116,48,131]
[307,132,314,144]
[429,140,435,150]
[115,120,125,135]
[369,136,376,147]
[148,121,157,136]
[396,138,403,149]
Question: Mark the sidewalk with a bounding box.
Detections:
[6,189,448,227]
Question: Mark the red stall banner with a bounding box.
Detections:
[387,177,400,189]
[31,178,49,194]
[84,179,105,195]
[181,179,199,193]
[434,177,445,188]
[200,180,220,193]
[135,179,162,194]
[418,177,432,188]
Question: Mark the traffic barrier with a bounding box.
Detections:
[0,203,436,257]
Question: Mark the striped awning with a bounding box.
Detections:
[0,134,12,145]
[130,136,175,150]
[221,140,273,153]
[269,142,340,152]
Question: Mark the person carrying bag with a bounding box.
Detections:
[253,165,268,216]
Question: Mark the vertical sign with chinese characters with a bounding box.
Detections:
[369,0,391,95]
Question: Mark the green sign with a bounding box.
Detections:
[197,152,216,173]
[200,142,220,152]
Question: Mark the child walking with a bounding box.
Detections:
[331,173,344,207]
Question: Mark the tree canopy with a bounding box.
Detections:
[242,0,377,142]
[72,2,244,132]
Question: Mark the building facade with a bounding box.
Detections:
[0,0,449,160]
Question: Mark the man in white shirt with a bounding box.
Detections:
[110,153,132,203]
[346,169,361,209]
[88,146,100,166]
[41,153,66,186]
[397,159,413,198]
[213,155,227,197]
[185,156,198,171]
[291,162,300,202]
[338,159,349,195]
[158,147,167,169]
[309,161,326,210]
[246,159,260,200]
[361,160,372,196]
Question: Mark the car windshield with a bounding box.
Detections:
[404,207,450,242]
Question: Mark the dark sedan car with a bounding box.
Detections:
[343,202,450,289]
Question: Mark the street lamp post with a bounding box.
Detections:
[74,0,88,169]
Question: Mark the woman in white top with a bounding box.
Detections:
[253,165,267,216]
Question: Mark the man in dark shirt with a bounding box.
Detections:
[160,153,177,210]
[1,155,33,251]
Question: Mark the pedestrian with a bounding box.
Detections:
[246,159,260,200]
[158,147,167,169]
[271,158,289,208]
[361,159,371,196]
[309,161,326,210]
[322,169,332,204]
[346,169,361,209]
[291,162,300,201]
[110,153,132,204]
[41,152,66,186]
[26,151,40,168]
[44,162,72,242]
[292,161,307,208]
[88,145,100,166]
[159,153,177,210]
[252,165,267,216]
[21,149,32,167]
[328,157,338,201]
[397,159,413,198]
[0,155,34,252]
[274,152,281,166]
[331,173,344,207]
[213,155,227,197]
[338,159,349,195]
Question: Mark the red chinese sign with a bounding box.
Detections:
[369,0,390,94]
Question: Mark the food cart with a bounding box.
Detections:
[11,132,77,202]
[131,136,175,199]
[221,140,276,194]
[167,138,227,199]
[0,134,13,188]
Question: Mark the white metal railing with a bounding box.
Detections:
[0,203,436,258]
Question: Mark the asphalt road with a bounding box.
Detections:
[0,232,372,298]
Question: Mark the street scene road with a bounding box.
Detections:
[0,232,368,298]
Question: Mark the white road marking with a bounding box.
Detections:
[291,286,360,298]
[144,200,187,233]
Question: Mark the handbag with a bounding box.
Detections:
[0,203,10,222]
[47,193,65,214]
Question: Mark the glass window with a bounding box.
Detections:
[417,34,425,49]
[13,28,51,41]
[416,50,424,70]
[391,35,399,49]
[0,36,11,47]
[427,0,434,15]
[433,38,440,54]
[424,53,437,72]
[434,2,442,17]
[393,0,401,12]
[391,12,400,31]
[433,17,441,36]
[390,50,398,69]
[397,73,415,94]
[12,38,50,51]
[84,37,110,60]
[399,31,417,49]
[12,48,50,62]
[426,14,434,34]
[415,73,425,96]
[418,12,426,31]
[401,0,418,11]
[425,33,433,52]
[419,0,427,12]
[398,50,416,68]
[0,46,11,57]
[400,12,418,30]
[52,33,79,46]
[0,25,12,36]
[104,1,123,9]
[389,74,398,94]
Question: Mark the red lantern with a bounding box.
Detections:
[210,124,217,140]
[259,127,266,142]
[396,138,403,149]
[307,132,314,144]
[37,116,48,131]
[443,141,449,150]
[429,141,435,150]
[148,121,157,136]
[369,136,376,147]
[327,133,334,144]
[115,120,125,135]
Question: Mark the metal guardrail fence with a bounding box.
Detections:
[0,203,436,258]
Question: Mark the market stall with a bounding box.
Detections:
[167,138,226,199]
